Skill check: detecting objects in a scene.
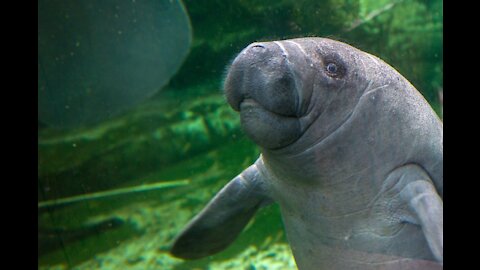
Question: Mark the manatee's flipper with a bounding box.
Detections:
[392,165,443,263]
[170,162,272,259]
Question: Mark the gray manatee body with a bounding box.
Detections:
[170,37,443,270]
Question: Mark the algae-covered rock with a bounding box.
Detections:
[38,82,242,200]
[39,139,268,270]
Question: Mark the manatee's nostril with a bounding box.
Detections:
[242,43,266,56]
[250,44,265,50]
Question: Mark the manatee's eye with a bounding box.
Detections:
[326,63,338,74]
[317,50,346,78]
[324,60,345,78]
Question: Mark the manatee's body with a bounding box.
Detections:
[170,38,443,270]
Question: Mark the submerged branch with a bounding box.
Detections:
[38,179,190,209]
[345,0,404,32]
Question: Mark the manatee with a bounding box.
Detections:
[170,38,443,270]
[38,0,192,128]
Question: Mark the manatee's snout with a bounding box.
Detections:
[224,42,298,117]
[223,41,304,150]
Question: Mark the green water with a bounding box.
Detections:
[38,0,442,269]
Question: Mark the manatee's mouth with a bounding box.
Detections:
[238,99,265,121]
[235,93,303,149]
[237,98,302,150]
[239,98,257,110]
[237,97,297,118]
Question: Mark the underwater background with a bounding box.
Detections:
[38,0,443,269]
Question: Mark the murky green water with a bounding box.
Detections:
[38,0,442,269]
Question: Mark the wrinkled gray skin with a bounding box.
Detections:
[170,38,443,270]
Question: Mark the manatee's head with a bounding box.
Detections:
[224,38,373,150]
